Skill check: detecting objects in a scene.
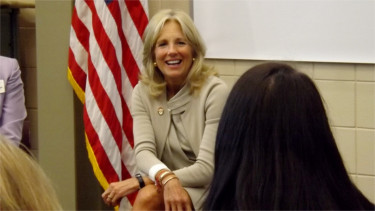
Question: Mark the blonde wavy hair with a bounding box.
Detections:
[141,9,217,97]
[0,136,62,210]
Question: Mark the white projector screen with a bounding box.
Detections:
[193,0,375,64]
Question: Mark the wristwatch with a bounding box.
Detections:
[135,173,145,189]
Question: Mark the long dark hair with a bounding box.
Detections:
[204,62,374,210]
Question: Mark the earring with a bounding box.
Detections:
[153,62,157,67]
[192,58,195,62]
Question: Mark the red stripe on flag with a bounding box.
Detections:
[68,48,86,91]
[105,1,136,147]
[106,1,140,87]
[87,58,123,149]
[121,161,137,204]
[125,0,148,36]
[122,102,134,148]
[71,6,90,52]
[83,107,119,183]
[85,0,123,95]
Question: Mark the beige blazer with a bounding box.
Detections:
[131,76,229,187]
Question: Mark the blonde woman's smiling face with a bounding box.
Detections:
[154,20,194,87]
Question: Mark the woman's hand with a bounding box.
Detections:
[102,178,139,207]
[163,178,193,211]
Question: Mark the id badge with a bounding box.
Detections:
[0,80,5,93]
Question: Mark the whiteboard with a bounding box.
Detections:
[193,0,375,64]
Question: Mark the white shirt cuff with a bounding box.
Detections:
[149,164,169,182]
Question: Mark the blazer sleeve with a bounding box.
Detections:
[0,58,27,145]
[132,84,164,174]
[174,79,229,187]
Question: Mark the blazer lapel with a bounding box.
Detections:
[152,92,171,159]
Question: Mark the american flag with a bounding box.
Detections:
[67,0,148,208]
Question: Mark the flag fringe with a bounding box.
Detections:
[85,133,109,189]
[67,67,85,103]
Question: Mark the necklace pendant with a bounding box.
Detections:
[158,107,164,116]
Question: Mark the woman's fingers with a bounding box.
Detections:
[177,203,183,211]
[184,202,192,211]
[102,188,112,206]
[102,178,140,207]
[165,199,191,211]
[163,179,192,211]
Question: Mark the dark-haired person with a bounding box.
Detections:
[204,62,374,210]
[102,9,228,210]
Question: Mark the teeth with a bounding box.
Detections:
[166,60,181,65]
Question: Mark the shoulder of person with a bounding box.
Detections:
[132,81,159,101]
[0,56,19,77]
[133,81,146,93]
[196,75,229,104]
[0,56,18,68]
[204,75,229,91]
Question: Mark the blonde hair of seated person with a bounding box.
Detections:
[0,136,62,210]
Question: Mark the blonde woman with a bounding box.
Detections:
[102,9,229,210]
[0,136,62,210]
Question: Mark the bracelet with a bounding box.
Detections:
[135,173,145,189]
[162,175,178,188]
[158,171,174,186]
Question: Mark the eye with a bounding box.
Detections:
[157,42,167,47]
[177,41,186,46]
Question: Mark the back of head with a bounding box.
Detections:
[205,62,374,210]
[0,136,62,210]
